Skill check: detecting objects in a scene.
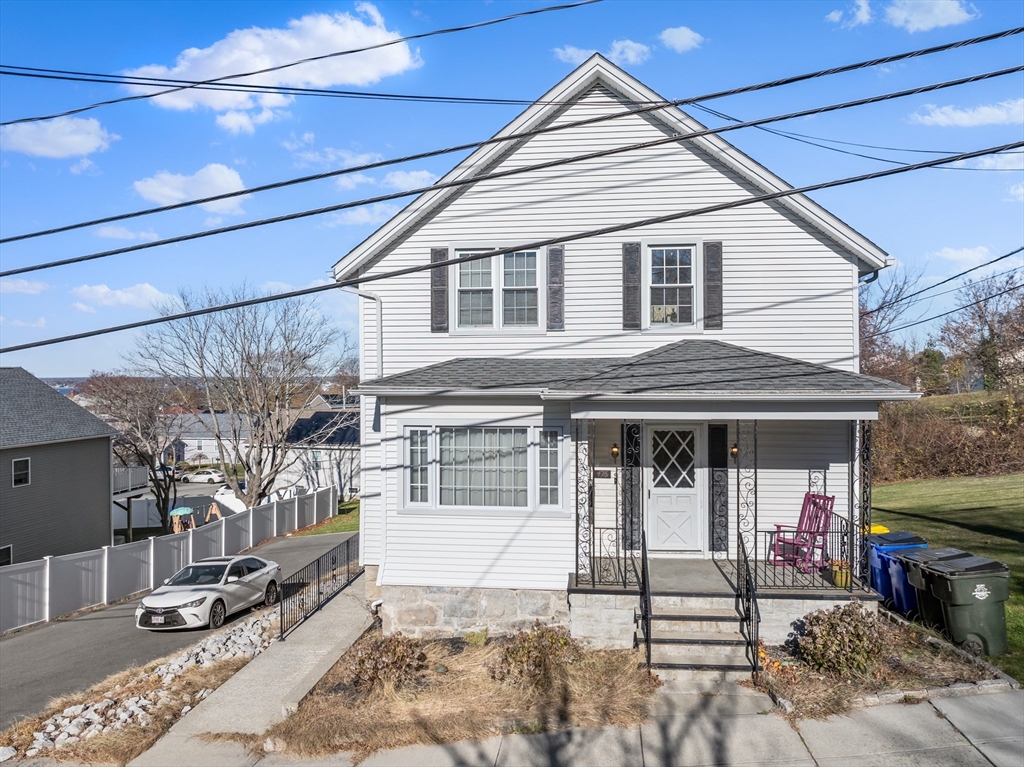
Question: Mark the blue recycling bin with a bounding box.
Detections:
[866,533,928,601]
[888,554,918,614]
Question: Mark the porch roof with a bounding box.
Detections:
[356,339,914,401]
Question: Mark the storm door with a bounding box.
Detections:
[646,425,705,553]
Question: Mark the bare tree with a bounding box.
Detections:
[859,266,922,386]
[936,272,1024,391]
[134,286,353,507]
[79,373,184,535]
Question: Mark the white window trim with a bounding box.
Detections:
[448,244,547,334]
[398,420,568,515]
[11,457,30,488]
[641,237,704,333]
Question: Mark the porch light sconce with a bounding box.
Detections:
[730,443,739,462]
[610,443,620,461]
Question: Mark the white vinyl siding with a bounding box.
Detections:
[357,84,858,380]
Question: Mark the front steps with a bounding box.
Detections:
[641,593,756,681]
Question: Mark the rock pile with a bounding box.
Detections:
[20,609,277,757]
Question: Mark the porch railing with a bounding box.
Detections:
[738,535,761,680]
[637,530,652,670]
[756,513,867,591]
[113,465,149,494]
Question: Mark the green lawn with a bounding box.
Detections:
[872,473,1024,681]
[293,500,360,536]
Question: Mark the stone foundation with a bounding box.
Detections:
[758,597,878,644]
[567,592,638,649]
[379,584,569,638]
[363,565,381,602]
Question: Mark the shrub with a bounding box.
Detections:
[797,601,893,676]
[489,623,580,687]
[345,633,426,690]
[464,628,488,647]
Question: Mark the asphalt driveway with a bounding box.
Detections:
[0,531,355,729]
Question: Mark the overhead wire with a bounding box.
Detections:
[3,27,1021,244]
[2,138,1022,354]
[3,63,1021,277]
[0,0,602,126]
[863,283,1024,339]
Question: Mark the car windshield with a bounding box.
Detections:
[167,564,226,586]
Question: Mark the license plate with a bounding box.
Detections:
[151,615,165,624]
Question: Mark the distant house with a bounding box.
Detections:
[172,413,250,467]
[310,392,360,410]
[270,409,360,499]
[0,367,147,565]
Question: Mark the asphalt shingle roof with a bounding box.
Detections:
[285,411,359,446]
[359,340,908,396]
[0,367,117,449]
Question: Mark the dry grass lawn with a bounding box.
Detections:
[267,627,659,764]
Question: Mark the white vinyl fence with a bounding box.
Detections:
[0,485,339,634]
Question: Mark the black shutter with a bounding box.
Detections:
[622,242,641,330]
[708,423,729,552]
[430,247,448,333]
[704,241,723,330]
[547,245,564,331]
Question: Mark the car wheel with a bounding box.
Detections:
[209,600,226,629]
[181,477,189,483]
[264,581,279,606]
[208,478,215,484]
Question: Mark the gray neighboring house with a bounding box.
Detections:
[0,367,125,565]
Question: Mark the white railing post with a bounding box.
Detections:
[188,527,194,565]
[293,501,299,532]
[247,509,253,550]
[43,555,52,622]
[271,501,278,538]
[102,546,110,605]
[221,520,226,557]
[149,536,155,590]
[314,490,321,524]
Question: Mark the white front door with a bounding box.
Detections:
[647,425,705,553]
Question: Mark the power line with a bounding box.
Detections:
[3,29,1021,245]
[862,245,1024,314]
[2,139,1021,354]
[894,265,1022,306]
[3,64,1019,277]
[863,283,1024,339]
[0,0,601,126]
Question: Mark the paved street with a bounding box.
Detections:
[0,531,355,729]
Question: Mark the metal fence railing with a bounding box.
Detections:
[0,485,340,634]
[280,534,361,639]
[756,513,867,591]
[113,466,150,494]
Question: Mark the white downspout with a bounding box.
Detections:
[339,286,383,379]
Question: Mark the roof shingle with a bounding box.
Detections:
[0,367,117,449]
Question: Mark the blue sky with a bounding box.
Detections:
[1,0,1021,376]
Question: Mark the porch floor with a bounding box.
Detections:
[571,558,876,599]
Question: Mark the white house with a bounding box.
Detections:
[333,56,916,675]
[269,409,360,499]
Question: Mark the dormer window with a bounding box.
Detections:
[454,249,543,330]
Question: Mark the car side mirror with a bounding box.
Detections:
[227,575,239,583]
[163,579,169,585]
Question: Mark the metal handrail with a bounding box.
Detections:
[279,534,361,639]
[739,536,761,681]
[638,531,652,670]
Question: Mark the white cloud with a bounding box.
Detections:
[969,152,1024,171]
[336,172,376,190]
[282,131,316,151]
[1009,183,1024,202]
[608,40,651,66]
[288,136,383,169]
[658,26,703,53]
[69,157,98,175]
[0,316,46,328]
[911,98,1023,127]
[326,202,399,227]
[71,283,172,310]
[826,9,844,22]
[849,0,874,26]
[0,117,119,159]
[122,5,421,132]
[204,216,224,227]
[0,278,49,294]
[96,225,159,241]
[553,46,597,65]
[71,302,96,313]
[382,169,437,191]
[931,245,989,268]
[133,163,248,214]
[885,0,978,32]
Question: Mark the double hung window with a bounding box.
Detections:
[650,246,695,325]
[404,426,562,510]
[456,250,540,329]
[12,458,30,487]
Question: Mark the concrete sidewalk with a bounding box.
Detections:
[248,686,1023,767]
[128,573,372,767]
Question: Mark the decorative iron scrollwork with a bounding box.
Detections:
[857,420,873,581]
[808,468,827,496]
[574,419,593,583]
[711,468,729,556]
[622,423,643,552]
[735,420,758,562]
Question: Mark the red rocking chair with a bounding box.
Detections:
[768,492,836,572]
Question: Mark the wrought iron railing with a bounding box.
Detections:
[757,513,867,591]
[279,535,361,639]
[738,536,761,681]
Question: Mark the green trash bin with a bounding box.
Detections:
[927,555,1010,657]
[898,548,971,628]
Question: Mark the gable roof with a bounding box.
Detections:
[334,55,889,281]
[355,340,913,400]
[0,367,117,449]
[284,410,359,447]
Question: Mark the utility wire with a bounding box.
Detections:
[890,265,1022,307]
[863,283,1024,339]
[3,28,1020,245]
[2,139,1021,354]
[3,64,1020,277]
[862,245,1024,313]
[0,0,601,126]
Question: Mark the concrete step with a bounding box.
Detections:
[650,594,738,612]
[652,665,756,683]
[650,633,748,658]
[650,645,754,668]
[649,608,742,635]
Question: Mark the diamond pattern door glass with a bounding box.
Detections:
[652,430,695,488]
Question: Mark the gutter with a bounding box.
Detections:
[352,387,919,402]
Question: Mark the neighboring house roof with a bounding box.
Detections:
[284,410,359,447]
[171,413,251,441]
[356,340,913,399]
[334,55,888,281]
[0,367,117,449]
[312,393,359,409]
